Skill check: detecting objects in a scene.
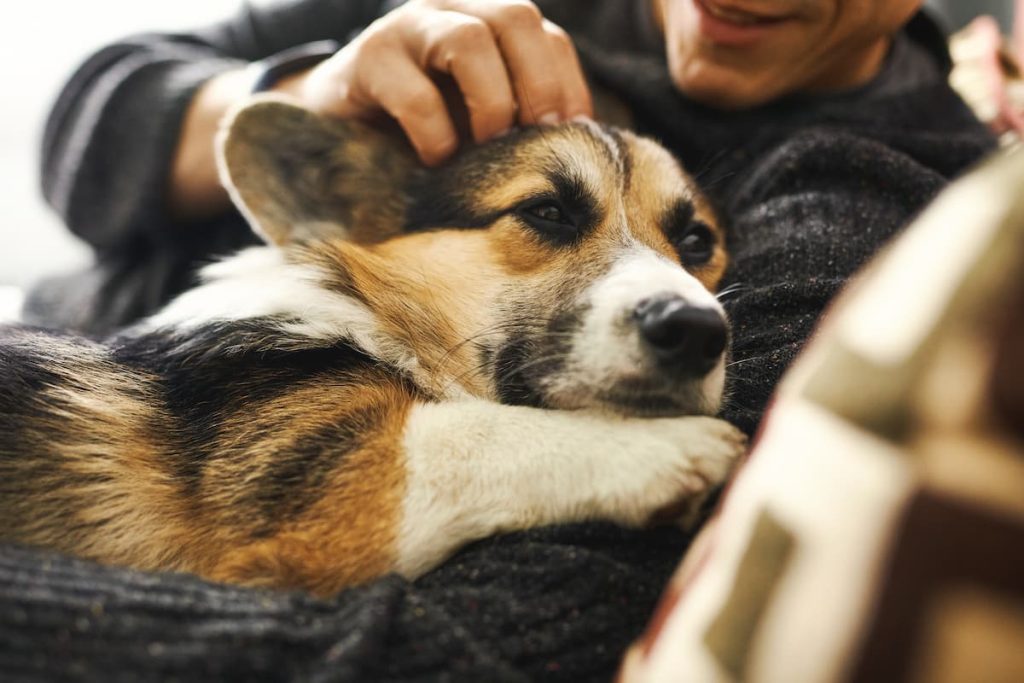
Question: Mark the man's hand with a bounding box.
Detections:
[171,0,592,220]
[287,0,593,165]
[949,11,1024,139]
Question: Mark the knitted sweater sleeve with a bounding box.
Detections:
[39,0,386,253]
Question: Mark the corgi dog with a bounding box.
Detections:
[0,98,745,596]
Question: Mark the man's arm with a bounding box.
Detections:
[43,0,594,246]
[41,0,385,250]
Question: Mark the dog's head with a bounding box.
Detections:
[216,98,730,416]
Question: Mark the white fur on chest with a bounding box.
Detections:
[144,247,428,381]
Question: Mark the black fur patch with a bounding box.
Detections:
[401,141,517,233]
[544,170,599,243]
[110,320,379,498]
[0,328,120,539]
[493,335,546,407]
[491,303,587,408]
[0,328,103,450]
[244,403,383,536]
[402,126,601,242]
[664,201,696,241]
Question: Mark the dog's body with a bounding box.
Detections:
[0,100,745,595]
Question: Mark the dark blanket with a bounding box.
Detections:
[10,2,995,680]
[0,525,690,681]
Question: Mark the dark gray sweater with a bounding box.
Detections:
[11,2,995,681]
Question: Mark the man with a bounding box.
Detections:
[15,1,994,680]
[169,0,925,213]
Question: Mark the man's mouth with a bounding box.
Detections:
[690,0,796,46]
[697,0,793,25]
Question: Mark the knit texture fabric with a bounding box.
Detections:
[13,1,996,680]
[1,525,689,681]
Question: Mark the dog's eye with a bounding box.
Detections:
[676,222,715,266]
[529,203,566,223]
[516,200,578,243]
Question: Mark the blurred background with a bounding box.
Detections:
[0,1,1015,292]
[0,0,242,292]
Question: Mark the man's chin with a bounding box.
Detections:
[668,56,788,109]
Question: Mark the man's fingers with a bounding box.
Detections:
[444,0,585,125]
[482,2,566,124]
[417,11,518,142]
[361,53,460,165]
[296,0,592,164]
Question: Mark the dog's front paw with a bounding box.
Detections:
[594,416,746,528]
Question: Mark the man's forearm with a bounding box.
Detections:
[168,67,312,223]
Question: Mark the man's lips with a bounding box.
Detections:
[692,0,797,46]
[698,0,794,24]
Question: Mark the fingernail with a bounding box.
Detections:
[538,112,561,126]
[570,113,594,124]
[494,127,513,138]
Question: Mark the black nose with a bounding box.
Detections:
[634,296,727,376]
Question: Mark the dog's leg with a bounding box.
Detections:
[394,399,746,578]
[208,395,744,595]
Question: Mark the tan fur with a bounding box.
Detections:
[624,134,728,290]
[478,175,556,212]
[4,353,194,570]
[207,380,411,596]
[320,238,499,397]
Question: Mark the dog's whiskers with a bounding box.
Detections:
[432,318,572,374]
[716,282,747,301]
[495,352,566,382]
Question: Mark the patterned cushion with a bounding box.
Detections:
[619,148,1024,682]
[948,17,1024,144]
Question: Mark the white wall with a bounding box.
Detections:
[0,0,242,287]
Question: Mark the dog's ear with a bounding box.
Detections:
[216,96,418,246]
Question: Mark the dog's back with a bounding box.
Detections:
[0,318,425,589]
[0,326,179,566]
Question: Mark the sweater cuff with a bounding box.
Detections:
[249,40,340,93]
[57,53,246,252]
